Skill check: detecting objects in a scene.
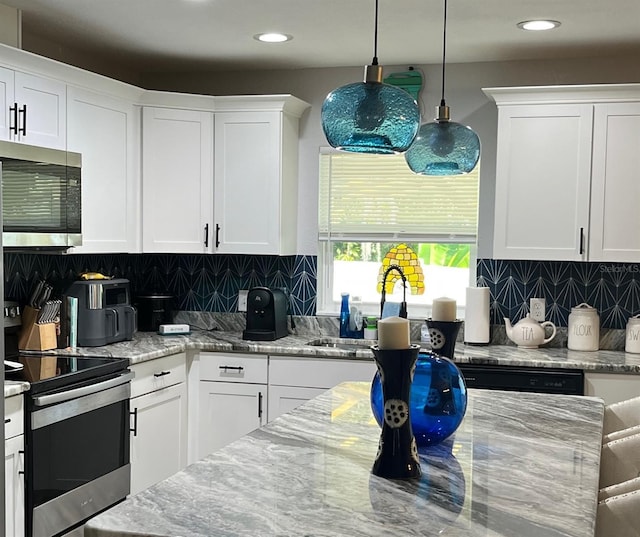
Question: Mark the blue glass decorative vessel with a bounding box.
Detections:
[371,351,467,446]
[321,66,420,155]
[404,104,480,175]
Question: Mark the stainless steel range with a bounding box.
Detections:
[16,354,132,537]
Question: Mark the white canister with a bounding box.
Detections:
[567,303,600,351]
[625,315,640,353]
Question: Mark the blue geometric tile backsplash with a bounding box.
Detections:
[3,253,318,316]
[478,258,640,329]
[8,254,639,329]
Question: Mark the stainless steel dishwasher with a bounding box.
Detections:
[456,363,585,395]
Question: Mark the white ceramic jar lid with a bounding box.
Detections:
[627,314,640,325]
[571,302,597,314]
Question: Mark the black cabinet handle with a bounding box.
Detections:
[130,408,138,437]
[258,391,263,419]
[4,418,10,424]
[579,227,585,255]
[215,224,221,248]
[9,102,17,135]
[153,370,171,378]
[18,104,27,135]
[219,365,244,372]
[204,223,209,247]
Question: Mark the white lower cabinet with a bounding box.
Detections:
[267,356,377,422]
[197,352,267,459]
[268,385,327,420]
[584,371,640,405]
[5,394,24,537]
[129,353,188,495]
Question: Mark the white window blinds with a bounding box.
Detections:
[318,151,479,243]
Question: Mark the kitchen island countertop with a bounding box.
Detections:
[39,328,640,374]
[85,383,605,537]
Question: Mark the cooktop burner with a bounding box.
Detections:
[11,354,130,395]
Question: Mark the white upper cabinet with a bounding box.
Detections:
[213,96,309,255]
[0,66,66,149]
[486,85,640,262]
[589,103,640,262]
[141,106,214,253]
[67,86,140,253]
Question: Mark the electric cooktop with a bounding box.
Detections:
[8,354,130,395]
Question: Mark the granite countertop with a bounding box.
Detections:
[35,328,640,374]
[4,381,29,397]
[85,382,605,537]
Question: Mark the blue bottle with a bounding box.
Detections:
[339,292,350,338]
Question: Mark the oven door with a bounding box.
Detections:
[27,371,133,537]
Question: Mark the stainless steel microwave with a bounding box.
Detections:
[0,140,81,249]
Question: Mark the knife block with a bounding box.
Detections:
[18,306,58,351]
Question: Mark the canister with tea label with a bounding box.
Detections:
[567,303,600,351]
[625,315,640,353]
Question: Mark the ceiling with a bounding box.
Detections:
[4,0,640,74]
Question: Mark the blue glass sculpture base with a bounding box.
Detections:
[371,351,467,446]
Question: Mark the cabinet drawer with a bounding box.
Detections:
[269,357,377,389]
[200,353,268,384]
[5,394,24,440]
[131,353,187,398]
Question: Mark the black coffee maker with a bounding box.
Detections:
[242,287,289,341]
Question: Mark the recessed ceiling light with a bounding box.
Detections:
[254,33,292,43]
[517,20,561,31]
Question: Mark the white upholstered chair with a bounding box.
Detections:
[603,396,640,437]
[599,476,640,501]
[599,433,640,489]
[596,489,640,537]
[603,423,640,444]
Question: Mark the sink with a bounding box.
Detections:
[305,337,373,352]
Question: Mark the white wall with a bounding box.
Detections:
[0,4,20,48]
[140,55,640,257]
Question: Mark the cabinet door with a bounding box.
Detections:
[67,87,140,253]
[13,71,66,149]
[130,382,188,495]
[589,103,640,262]
[5,434,25,537]
[267,385,326,422]
[198,381,265,459]
[584,372,640,405]
[142,107,213,253]
[0,66,15,141]
[493,104,593,260]
[214,111,288,254]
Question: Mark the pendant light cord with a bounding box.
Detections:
[440,0,448,106]
[372,0,379,66]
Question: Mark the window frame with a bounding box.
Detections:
[317,148,479,319]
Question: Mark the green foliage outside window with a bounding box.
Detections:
[332,242,470,268]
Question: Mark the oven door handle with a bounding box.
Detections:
[33,371,135,407]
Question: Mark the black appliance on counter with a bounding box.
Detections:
[63,278,136,346]
[134,293,175,332]
[16,354,132,537]
[242,287,289,341]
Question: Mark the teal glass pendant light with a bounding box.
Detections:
[321,0,421,154]
[405,0,480,175]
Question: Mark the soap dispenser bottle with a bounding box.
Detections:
[339,292,350,338]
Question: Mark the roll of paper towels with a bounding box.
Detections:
[464,287,490,344]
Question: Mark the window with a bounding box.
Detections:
[317,150,479,318]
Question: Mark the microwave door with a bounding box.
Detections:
[0,141,82,249]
